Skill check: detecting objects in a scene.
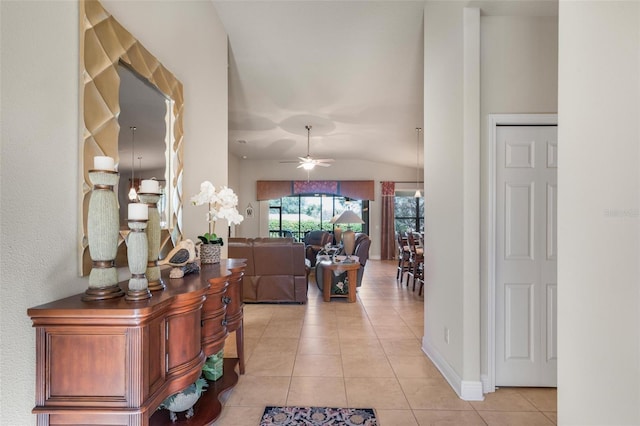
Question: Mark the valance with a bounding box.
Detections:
[381,181,395,196]
[257,180,375,201]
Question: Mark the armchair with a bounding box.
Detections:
[304,230,333,267]
[315,233,371,293]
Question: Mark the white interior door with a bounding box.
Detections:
[495,125,557,387]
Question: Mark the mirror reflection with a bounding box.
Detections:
[117,64,171,229]
[79,0,185,276]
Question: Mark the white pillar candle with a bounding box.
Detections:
[140,179,160,193]
[93,156,115,171]
[128,203,148,220]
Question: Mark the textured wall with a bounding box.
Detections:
[1,2,83,423]
[558,1,640,424]
[0,1,228,423]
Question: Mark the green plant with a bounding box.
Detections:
[268,218,362,240]
[197,232,223,246]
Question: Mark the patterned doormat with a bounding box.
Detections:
[260,406,378,425]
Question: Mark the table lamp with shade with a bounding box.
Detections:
[333,210,365,263]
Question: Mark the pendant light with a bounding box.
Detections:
[414,127,422,198]
[128,126,138,201]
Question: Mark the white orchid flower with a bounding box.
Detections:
[192,182,244,238]
[191,180,217,206]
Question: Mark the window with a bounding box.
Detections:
[269,195,369,241]
[394,192,424,233]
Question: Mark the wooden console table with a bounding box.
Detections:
[27,259,246,426]
[319,259,360,303]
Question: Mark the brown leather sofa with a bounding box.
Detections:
[228,237,309,303]
[304,230,333,267]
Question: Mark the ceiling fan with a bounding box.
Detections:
[281,125,334,170]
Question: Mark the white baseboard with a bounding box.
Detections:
[422,336,484,401]
[460,380,484,401]
[481,374,495,393]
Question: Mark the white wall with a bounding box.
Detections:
[479,14,558,381]
[558,1,640,424]
[423,0,558,400]
[1,3,82,423]
[231,157,419,260]
[423,0,467,390]
[0,1,228,423]
[227,151,242,244]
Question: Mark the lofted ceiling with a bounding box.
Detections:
[213,1,426,169]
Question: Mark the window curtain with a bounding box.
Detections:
[256,180,375,201]
[380,181,396,260]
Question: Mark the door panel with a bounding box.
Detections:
[496,125,557,387]
[506,140,535,168]
[505,182,534,260]
[546,184,557,261]
[546,283,558,362]
[504,283,533,360]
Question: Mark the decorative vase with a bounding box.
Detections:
[200,243,221,264]
[202,349,224,381]
[84,169,124,301]
[138,192,164,291]
[158,378,208,422]
[125,219,151,301]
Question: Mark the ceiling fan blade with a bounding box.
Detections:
[279,160,299,163]
[315,162,332,167]
[313,159,334,163]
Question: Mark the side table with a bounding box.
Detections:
[319,259,360,303]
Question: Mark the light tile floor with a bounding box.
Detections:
[214,260,557,425]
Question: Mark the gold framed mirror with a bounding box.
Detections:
[79,0,184,276]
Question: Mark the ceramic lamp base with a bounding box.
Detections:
[334,227,342,245]
[342,230,356,257]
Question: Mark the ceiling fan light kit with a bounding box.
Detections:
[300,162,315,170]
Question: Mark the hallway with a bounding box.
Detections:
[215,260,557,425]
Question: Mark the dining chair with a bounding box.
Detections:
[396,231,411,285]
[406,231,424,293]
